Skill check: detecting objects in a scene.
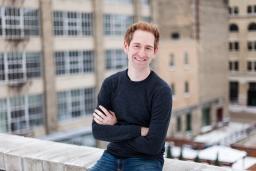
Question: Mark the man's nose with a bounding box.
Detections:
[138,48,146,56]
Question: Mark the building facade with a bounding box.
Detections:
[228,0,256,123]
[156,0,229,138]
[0,0,153,146]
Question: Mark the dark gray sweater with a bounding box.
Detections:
[92,69,172,161]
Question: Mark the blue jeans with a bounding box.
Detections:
[89,151,163,171]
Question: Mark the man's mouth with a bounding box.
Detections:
[134,57,147,62]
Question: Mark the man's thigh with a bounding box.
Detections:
[123,157,163,171]
[89,152,117,171]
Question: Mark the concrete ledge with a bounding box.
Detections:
[0,133,230,171]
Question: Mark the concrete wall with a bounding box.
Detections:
[0,133,230,171]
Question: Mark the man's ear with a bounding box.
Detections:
[154,47,159,55]
[123,41,129,53]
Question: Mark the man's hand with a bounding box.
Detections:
[141,127,149,136]
[93,105,117,125]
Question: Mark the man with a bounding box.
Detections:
[90,21,172,171]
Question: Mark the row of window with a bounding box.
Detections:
[169,52,189,67]
[229,82,256,106]
[170,81,190,97]
[55,50,94,75]
[229,23,256,32]
[0,48,128,84]
[53,11,93,36]
[229,5,256,16]
[57,87,96,121]
[0,94,44,133]
[0,52,41,84]
[0,7,40,38]
[229,41,256,51]
[0,6,140,37]
[229,60,256,72]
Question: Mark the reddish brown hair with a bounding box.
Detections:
[124,21,160,49]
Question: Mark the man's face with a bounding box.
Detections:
[124,30,158,70]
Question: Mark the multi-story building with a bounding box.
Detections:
[0,0,153,146]
[156,0,229,138]
[228,0,256,123]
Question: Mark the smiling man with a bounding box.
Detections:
[90,22,172,171]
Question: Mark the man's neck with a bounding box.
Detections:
[127,67,151,82]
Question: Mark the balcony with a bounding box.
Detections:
[0,133,233,171]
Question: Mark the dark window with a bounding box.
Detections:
[234,7,239,14]
[171,32,180,39]
[248,23,256,31]
[234,61,239,71]
[229,81,239,103]
[234,42,239,50]
[176,116,182,132]
[248,41,253,51]
[248,6,252,13]
[229,24,239,32]
[186,113,192,131]
[248,61,252,71]
[202,107,211,126]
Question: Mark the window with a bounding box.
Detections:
[248,23,256,31]
[229,61,239,71]
[171,32,180,40]
[1,7,40,38]
[55,50,94,75]
[247,60,256,72]
[247,5,256,14]
[185,81,189,94]
[234,7,239,15]
[186,113,192,131]
[105,49,127,70]
[26,52,41,78]
[0,94,44,134]
[202,107,211,126]
[229,81,239,104]
[0,52,41,84]
[0,99,7,132]
[0,53,5,81]
[248,6,252,14]
[184,52,189,65]
[229,41,239,51]
[247,41,256,51]
[7,52,25,83]
[169,53,175,67]
[57,87,96,121]
[229,6,239,16]
[229,23,239,32]
[24,9,40,36]
[176,116,182,132]
[104,14,133,36]
[53,11,93,36]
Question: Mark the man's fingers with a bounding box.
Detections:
[99,105,112,116]
[110,111,116,116]
[93,113,104,122]
[94,116,103,125]
[94,109,106,119]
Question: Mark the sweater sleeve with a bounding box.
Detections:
[92,77,141,142]
[126,86,172,155]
